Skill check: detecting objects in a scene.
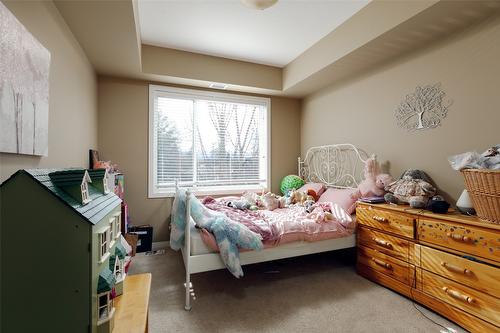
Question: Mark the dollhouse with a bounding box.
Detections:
[0,168,128,333]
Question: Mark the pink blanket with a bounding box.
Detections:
[199,197,356,252]
[202,197,278,242]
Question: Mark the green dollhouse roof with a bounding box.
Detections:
[115,242,127,260]
[2,169,121,225]
[49,169,91,187]
[98,267,116,293]
[87,169,106,182]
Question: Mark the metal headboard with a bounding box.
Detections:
[298,143,371,189]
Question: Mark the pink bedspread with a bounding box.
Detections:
[198,197,356,252]
[202,197,277,242]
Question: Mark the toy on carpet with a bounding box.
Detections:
[280,175,305,195]
[351,156,394,200]
[384,169,437,208]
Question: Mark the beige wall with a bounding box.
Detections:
[98,77,300,242]
[301,14,500,202]
[142,45,282,91]
[0,0,97,182]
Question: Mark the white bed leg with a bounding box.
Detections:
[184,189,193,311]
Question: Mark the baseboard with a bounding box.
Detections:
[152,241,170,251]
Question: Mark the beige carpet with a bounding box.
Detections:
[128,248,467,333]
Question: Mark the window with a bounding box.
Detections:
[116,213,121,238]
[97,292,113,322]
[81,182,90,204]
[98,228,110,262]
[114,257,124,281]
[111,213,121,240]
[109,218,115,244]
[149,85,270,197]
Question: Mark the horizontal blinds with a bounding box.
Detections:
[153,92,267,190]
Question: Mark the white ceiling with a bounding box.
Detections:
[138,0,369,68]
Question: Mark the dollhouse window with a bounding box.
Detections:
[109,213,121,243]
[103,176,110,194]
[114,213,121,239]
[109,218,116,247]
[99,228,110,262]
[114,258,124,281]
[81,182,90,204]
[97,292,113,322]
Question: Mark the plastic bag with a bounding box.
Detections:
[448,144,500,170]
[448,152,486,171]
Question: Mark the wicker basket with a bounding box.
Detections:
[461,169,500,224]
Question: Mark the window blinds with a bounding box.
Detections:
[150,87,269,195]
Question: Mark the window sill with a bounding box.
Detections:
[149,185,269,199]
[99,252,110,264]
[97,307,115,326]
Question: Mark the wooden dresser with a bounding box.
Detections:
[356,202,500,333]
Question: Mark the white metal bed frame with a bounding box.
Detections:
[179,143,370,310]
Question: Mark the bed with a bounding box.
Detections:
[177,143,371,310]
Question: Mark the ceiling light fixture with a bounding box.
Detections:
[241,0,278,10]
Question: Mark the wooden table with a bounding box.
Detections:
[113,273,152,333]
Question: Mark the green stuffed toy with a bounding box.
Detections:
[280,175,305,195]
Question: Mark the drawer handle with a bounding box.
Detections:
[371,257,392,270]
[441,262,472,275]
[372,216,388,223]
[372,237,393,249]
[446,232,473,243]
[442,287,474,304]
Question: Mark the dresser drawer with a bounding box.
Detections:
[357,245,411,286]
[422,270,500,326]
[421,246,500,299]
[418,218,500,263]
[357,205,414,238]
[358,226,410,262]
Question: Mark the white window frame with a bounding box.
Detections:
[148,85,271,198]
[114,213,121,239]
[81,182,90,204]
[97,291,114,324]
[98,227,110,263]
[114,257,124,282]
[109,218,116,248]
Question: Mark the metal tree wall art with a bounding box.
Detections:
[395,83,452,131]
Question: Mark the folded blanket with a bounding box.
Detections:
[170,188,263,277]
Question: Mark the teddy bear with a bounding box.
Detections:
[285,189,315,207]
[351,156,394,200]
[384,169,437,208]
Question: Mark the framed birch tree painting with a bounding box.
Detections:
[0,2,50,156]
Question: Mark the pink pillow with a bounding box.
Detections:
[318,188,357,215]
[298,182,326,197]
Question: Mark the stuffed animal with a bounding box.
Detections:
[384,169,437,208]
[306,189,320,201]
[292,190,315,205]
[261,192,280,211]
[351,156,394,200]
[227,199,251,210]
[303,199,316,213]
